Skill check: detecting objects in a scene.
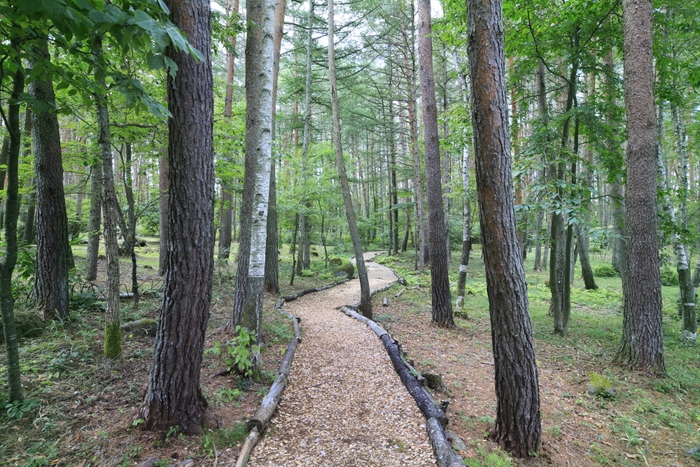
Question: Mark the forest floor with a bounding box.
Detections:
[1,243,699,467]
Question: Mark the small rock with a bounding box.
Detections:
[687,445,700,459]
[135,458,158,467]
[445,429,468,453]
[423,372,447,393]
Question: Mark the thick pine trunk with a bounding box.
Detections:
[142,0,215,433]
[417,0,453,327]
[29,37,71,321]
[615,0,665,375]
[467,0,542,456]
[328,0,372,318]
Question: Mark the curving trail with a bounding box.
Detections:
[248,253,436,467]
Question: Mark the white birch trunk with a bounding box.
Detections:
[242,0,276,343]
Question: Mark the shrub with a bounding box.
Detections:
[660,268,679,286]
[593,264,618,278]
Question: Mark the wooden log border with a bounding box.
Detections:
[236,254,461,467]
[339,305,464,467]
[234,313,302,467]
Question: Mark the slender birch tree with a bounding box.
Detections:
[0,50,25,404]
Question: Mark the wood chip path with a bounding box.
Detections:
[248,253,437,467]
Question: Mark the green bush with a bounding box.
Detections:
[0,310,44,344]
[660,268,679,286]
[593,264,618,278]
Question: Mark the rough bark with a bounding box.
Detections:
[417,0,453,327]
[0,61,25,403]
[94,35,122,360]
[29,37,71,321]
[158,149,169,276]
[141,0,215,433]
[467,0,542,456]
[328,0,372,318]
[615,0,665,375]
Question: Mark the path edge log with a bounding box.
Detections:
[427,417,465,467]
[234,314,301,467]
[339,305,462,467]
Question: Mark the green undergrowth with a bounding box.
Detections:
[375,246,700,466]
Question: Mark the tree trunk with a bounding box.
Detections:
[21,110,36,245]
[230,0,276,345]
[455,58,472,309]
[218,0,240,261]
[29,37,70,321]
[401,11,426,273]
[93,35,122,360]
[658,109,696,340]
[550,42,578,335]
[85,155,102,281]
[142,0,215,434]
[328,0,372,318]
[615,0,665,375]
[264,0,286,295]
[417,0,453,327]
[576,225,598,289]
[467,0,542,456]
[122,142,139,306]
[158,149,169,276]
[0,61,25,403]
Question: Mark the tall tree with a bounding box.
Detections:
[84,153,102,281]
[237,0,276,344]
[141,0,215,433]
[328,0,372,318]
[467,0,542,456]
[0,51,25,404]
[218,0,240,261]
[417,0,453,327]
[614,0,665,374]
[264,0,287,295]
[93,35,122,359]
[28,36,71,321]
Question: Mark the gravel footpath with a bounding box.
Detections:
[247,253,436,467]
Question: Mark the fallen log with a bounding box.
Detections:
[234,427,260,467]
[234,322,301,467]
[426,417,464,467]
[340,306,388,339]
[379,334,447,426]
[281,279,349,303]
